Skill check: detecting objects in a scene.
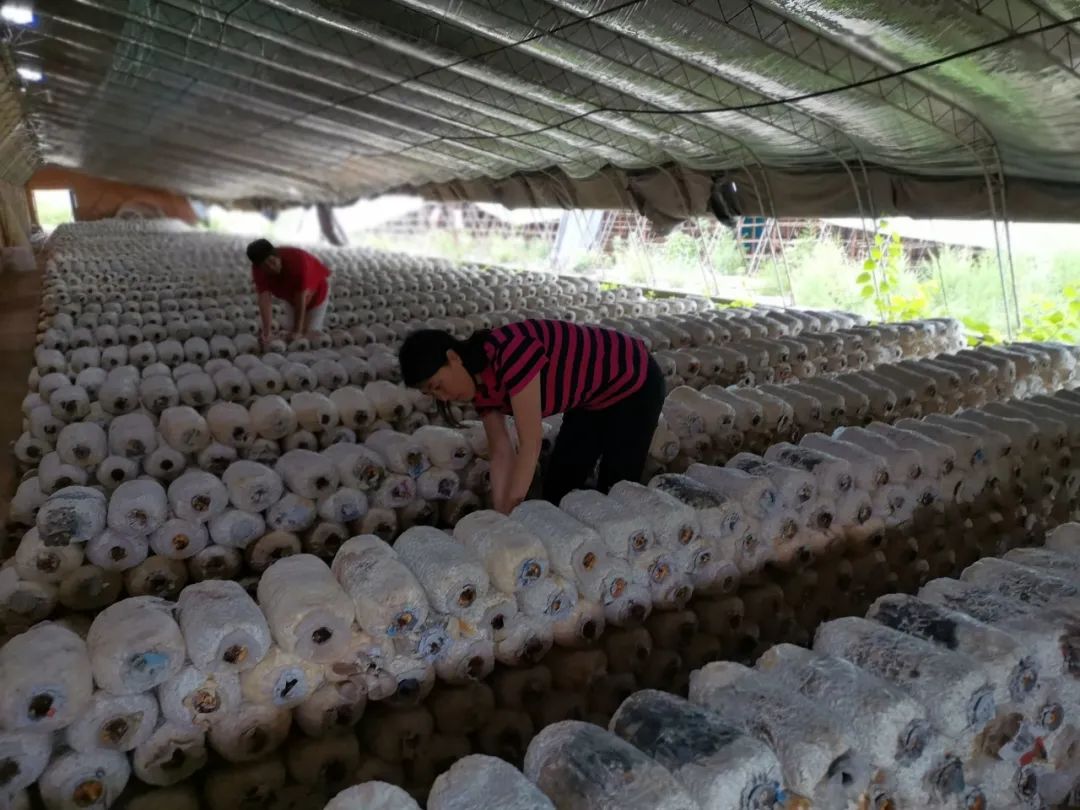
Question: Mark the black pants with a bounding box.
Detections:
[542,356,666,505]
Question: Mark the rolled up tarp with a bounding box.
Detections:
[56,564,122,612]
[157,664,242,731]
[249,395,297,441]
[239,645,324,709]
[325,782,421,810]
[394,527,490,616]
[524,720,699,810]
[428,754,554,810]
[275,449,340,500]
[86,597,186,696]
[516,574,576,623]
[294,679,367,738]
[495,614,554,668]
[560,490,655,561]
[372,474,417,510]
[206,702,291,764]
[14,527,84,585]
[552,597,606,649]
[285,731,361,793]
[331,535,430,639]
[205,759,286,810]
[454,511,549,595]
[63,690,158,753]
[264,493,317,535]
[257,554,355,662]
[814,617,997,740]
[365,430,430,478]
[39,749,130,809]
[123,556,188,600]
[0,567,58,631]
[206,509,265,551]
[158,406,211,455]
[318,487,369,524]
[131,720,207,786]
[150,518,209,560]
[221,460,284,513]
[322,444,386,492]
[610,689,785,810]
[689,661,871,808]
[867,593,1041,709]
[413,425,473,471]
[37,486,106,547]
[0,728,53,796]
[0,622,93,732]
[122,785,200,810]
[106,479,168,536]
[166,471,229,525]
[755,643,952,808]
[510,501,626,606]
[608,481,700,549]
[415,467,460,501]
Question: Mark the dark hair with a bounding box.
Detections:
[246,239,275,266]
[398,329,491,426]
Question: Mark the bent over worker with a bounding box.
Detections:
[246,238,331,344]
[398,318,665,514]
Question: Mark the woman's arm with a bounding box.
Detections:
[257,291,274,342]
[503,375,544,514]
[292,289,313,337]
[482,410,513,511]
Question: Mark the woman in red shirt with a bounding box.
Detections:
[247,239,332,343]
[399,319,665,514]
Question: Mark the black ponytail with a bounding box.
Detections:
[400,329,491,429]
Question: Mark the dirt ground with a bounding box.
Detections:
[0,267,41,532]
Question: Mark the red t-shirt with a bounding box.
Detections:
[473,319,650,417]
[251,247,330,307]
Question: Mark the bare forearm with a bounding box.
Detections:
[507,439,541,508]
[258,294,273,335]
[293,292,310,334]
[490,448,513,508]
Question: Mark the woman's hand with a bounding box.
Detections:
[489,445,513,514]
[504,376,544,513]
[482,377,543,515]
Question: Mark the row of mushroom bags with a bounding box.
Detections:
[11,520,1080,810]
[1,217,1079,809]
[327,520,1080,810]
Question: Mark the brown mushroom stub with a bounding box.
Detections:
[0,758,19,787]
[72,779,104,807]
[191,688,221,715]
[28,693,54,721]
[191,495,211,513]
[245,727,269,755]
[99,715,134,746]
[172,533,190,551]
[457,586,476,609]
[582,551,597,571]
[223,644,248,665]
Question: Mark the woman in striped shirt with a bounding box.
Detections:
[399,319,665,514]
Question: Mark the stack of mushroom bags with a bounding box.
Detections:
[2,218,1079,807]
[0,505,616,810]
[319,522,1080,810]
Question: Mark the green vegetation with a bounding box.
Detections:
[33,190,74,232]
[344,213,1080,345]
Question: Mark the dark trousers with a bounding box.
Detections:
[542,356,666,505]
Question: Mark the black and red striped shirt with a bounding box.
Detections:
[474,319,650,416]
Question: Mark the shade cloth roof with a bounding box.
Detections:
[6,0,1080,219]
